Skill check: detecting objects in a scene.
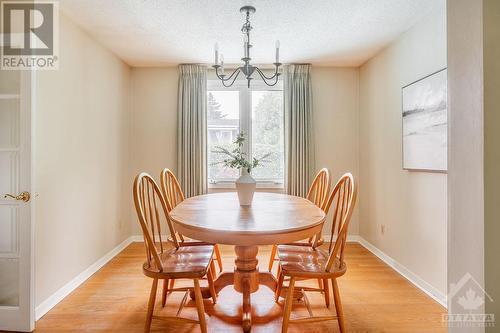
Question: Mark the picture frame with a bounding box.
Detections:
[402,68,447,172]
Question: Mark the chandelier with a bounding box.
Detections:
[212,6,281,88]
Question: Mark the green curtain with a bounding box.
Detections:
[177,64,207,197]
[284,64,315,197]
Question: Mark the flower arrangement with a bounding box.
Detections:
[212,132,271,174]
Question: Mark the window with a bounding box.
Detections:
[207,80,284,188]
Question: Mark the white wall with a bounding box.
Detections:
[312,67,359,235]
[35,14,131,307]
[447,1,484,327]
[484,0,500,326]
[129,67,178,234]
[359,6,447,297]
[447,1,500,328]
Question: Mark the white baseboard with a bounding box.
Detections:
[130,234,171,242]
[130,235,144,242]
[356,236,447,308]
[35,236,135,320]
[322,234,361,243]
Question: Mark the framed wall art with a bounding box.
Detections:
[402,68,447,172]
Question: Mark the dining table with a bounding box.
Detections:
[169,191,326,332]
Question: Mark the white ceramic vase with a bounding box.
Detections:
[235,168,256,206]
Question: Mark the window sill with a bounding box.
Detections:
[208,182,284,190]
[208,186,285,194]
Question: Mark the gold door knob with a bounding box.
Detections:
[4,191,31,202]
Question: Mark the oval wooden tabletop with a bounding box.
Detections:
[169,192,326,246]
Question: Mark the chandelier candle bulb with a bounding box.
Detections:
[220,54,224,75]
[214,43,219,65]
[244,34,249,58]
[275,40,280,63]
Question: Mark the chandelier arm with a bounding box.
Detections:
[221,70,241,87]
[255,67,280,86]
[214,66,241,82]
[254,66,280,81]
[264,76,280,87]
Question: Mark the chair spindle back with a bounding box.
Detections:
[133,173,180,272]
[306,168,330,211]
[160,168,185,209]
[160,168,187,242]
[323,173,357,272]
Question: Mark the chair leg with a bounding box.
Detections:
[214,244,223,272]
[161,278,169,307]
[169,279,175,291]
[193,278,207,333]
[323,278,330,308]
[332,279,345,333]
[145,278,158,333]
[275,270,285,302]
[268,245,277,272]
[317,278,324,290]
[307,235,314,244]
[210,259,217,279]
[281,277,295,333]
[207,265,217,304]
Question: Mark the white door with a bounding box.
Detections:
[0,69,34,331]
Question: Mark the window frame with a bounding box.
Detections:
[207,79,284,189]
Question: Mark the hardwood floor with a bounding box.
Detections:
[29,242,446,333]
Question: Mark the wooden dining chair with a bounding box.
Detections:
[306,167,331,209]
[133,173,217,333]
[268,168,331,272]
[275,173,357,333]
[160,168,224,273]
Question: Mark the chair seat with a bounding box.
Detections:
[278,245,346,278]
[277,244,327,261]
[281,237,325,247]
[143,245,214,279]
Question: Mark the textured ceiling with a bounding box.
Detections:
[59,0,444,67]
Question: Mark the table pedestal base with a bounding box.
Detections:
[192,245,277,332]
